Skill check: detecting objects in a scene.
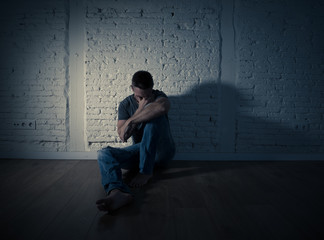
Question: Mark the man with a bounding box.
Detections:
[96,70,176,213]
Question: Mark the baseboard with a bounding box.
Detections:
[0,151,323,161]
[175,153,324,161]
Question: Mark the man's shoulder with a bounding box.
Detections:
[120,94,135,105]
[118,95,136,119]
[153,89,168,99]
[119,95,137,113]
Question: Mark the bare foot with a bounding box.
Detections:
[96,189,133,212]
[129,173,152,188]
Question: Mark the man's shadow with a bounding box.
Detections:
[166,81,322,161]
[148,81,322,182]
[168,82,219,153]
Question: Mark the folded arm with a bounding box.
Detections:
[117,97,170,142]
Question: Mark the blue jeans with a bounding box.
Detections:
[97,115,176,194]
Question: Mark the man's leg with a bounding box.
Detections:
[130,115,175,187]
[96,145,139,212]
[155,117,176,168]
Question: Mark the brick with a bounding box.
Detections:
[1,0,323,154]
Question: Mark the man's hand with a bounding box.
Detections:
[119,120,137,142]
[137,96,154,111]
[122,120,137,142]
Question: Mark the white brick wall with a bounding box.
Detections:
[235,0,324,153]
[84,0,221,152]
[0,0,69,152]
[0,0,323,156]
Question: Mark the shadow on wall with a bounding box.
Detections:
[167,82,323,153]
[168,82,219,153]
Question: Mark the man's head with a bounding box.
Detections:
[131,71,154,102]
[131,70,154,89]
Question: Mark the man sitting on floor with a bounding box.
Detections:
[96,70,176,213]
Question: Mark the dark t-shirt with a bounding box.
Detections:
[118,89,168,143]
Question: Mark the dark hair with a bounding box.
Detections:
[131,71,154,89]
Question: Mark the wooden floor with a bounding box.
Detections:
[1,159,324,240]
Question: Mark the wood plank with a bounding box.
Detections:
[2,160,97,239]
[86,177,176,240]
[0,160,78,221]
[174,208,216,240]
[38,161,102,240]
[1,160,324,240]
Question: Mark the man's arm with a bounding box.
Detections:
[130,97,170,124]
[117,97,170,142]
[117,119,127,140]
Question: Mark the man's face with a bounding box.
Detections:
[131,86,153,103]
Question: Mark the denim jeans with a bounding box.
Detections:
[97,115,176,194]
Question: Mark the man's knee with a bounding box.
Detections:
[144,115,168,132]
[97,146,113,162]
